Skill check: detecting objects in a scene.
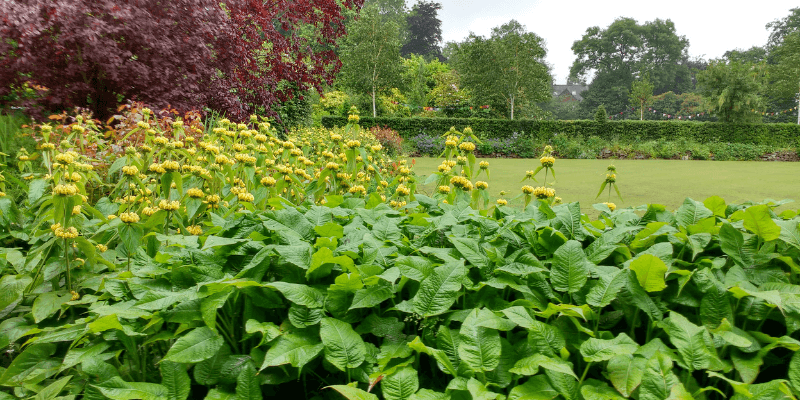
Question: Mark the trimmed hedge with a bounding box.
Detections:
[321,116,800,146]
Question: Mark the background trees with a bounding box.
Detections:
[451,20,551,119]
[401,1,444,61]
[696,60,766,123]
[338,4,403,117]
[0,0,362,122]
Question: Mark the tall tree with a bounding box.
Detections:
[696,60,766,123]
[401,1,444,60]
[723,46,768,64]
[338,5,403,117]
[769,31,800,124]
[0,0,361,121]
[766,7,800,50]
[570,17,691,112]
[452,20,551,119]
[629,77,654,120]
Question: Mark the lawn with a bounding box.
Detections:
[408,157,800,215]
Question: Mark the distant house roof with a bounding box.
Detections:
[552,84,589,101]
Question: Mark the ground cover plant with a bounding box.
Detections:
[1,111,800,400]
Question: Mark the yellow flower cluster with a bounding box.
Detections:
[346,140,361,149]
[261,176,277,187]
[54,153,75,165]
[438,185,451,194]
[450,176,473,191]
[187,188,205,198]
[533,186,555,199]
[445,136,458,148]
[54,225,79,239]
[96,244,108,252]
[605,173,616,183]
[603,202,617,211]
[120,212,140,224]
[475,181,488,190]
[237,192,255,202]
[479,161,489,170]
[395,185,411,197]
[349,185,366,196]
[186,225,203,235]
[522,185,535,194]
[53,184,79,196]
[496,199,508,206]
[122,165,139,176]
[540,156,555,167]
[159,200,180,211]
[459,142,476,152]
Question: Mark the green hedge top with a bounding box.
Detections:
[321,116,800,146]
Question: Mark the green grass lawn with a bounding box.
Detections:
[407,157,800,215]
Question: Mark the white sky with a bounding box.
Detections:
[427,0,797,83]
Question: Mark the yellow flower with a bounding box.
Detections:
[153,136,169,146]
[187,188,204,198]
[122,165,139,176]
[438,185,451,194]
[72,205,82,215]
[70,290,80,301]
[326,162,340,171]
[261,176,277,187]
[206,194,221,204]
[237,192,255,202]
[158,200,180,211]
[54,153,75,165]
[605,173,616,183]
[142,206,158,216]
[54,226,79,239]
[53,184,79,196]
[96,243,108,252]
[479,161,489,169]
[186,225,203,235]
[40,142,55,150]
[475,181,488,190]
[395,185,411,197]
[120,212,140,224]
[349,185,367,196]
[603,202,616,211]
[107,214,117,220]
[459,142,476,152]
[533,186,555,199]
[540,156,555,167]
[521,185,535,195]
[162,160,180,172]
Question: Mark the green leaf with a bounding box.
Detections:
[382,366,419,400]
[660,312,722,372]
[408,336,458,377]
[629,254,668,292]
[703,195,726,218]
[0,343,57,387]
[449,236,489,274]
[719,223,754,268]
[320,317,367,371]
[674,198,713,227]
[245,320,280,346]
[266,282,324,308]
[161,361,191,400]
[458,309,501,373]
[509,354,578,379]
[639,353,679,400]
[550,240,591,293]
[235,362,261,400]
[587,269,627,308]
[777,220,800,250]
[412,260,467,317]
[314,222,344,238]
[327,385,379,400]
[163,327,224,364]
[32,291,68,323]
[260,332,323,371]
[0,274,32,319]
[607,354,647,397]
[789,351,800,392]
[28,178,47,204]
[699,286,733,329]
[580,333,639,362]
[553,202,587,240]
[93,377,168,400]
[467,377,502,400]
[349,283,393,310]
[743,204,781,241]
[34,375,72,400]
[509,376,559,400]
[288,305,324,328]
[580,379,626,400]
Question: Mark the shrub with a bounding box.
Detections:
[370,125,404,156]
[410,133,444,156]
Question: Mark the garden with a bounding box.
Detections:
[0,105,798,400]
[2,1,800,399]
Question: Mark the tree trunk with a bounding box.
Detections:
[372,85,377,118]
[640,101,644,120]
[510,95,514,120]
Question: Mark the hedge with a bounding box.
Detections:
[321,116,800,146]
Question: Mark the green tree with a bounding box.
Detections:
[594,104,608,123]
[401,1,444,60]
[696,60,766,123]
[723,46,768,64]
[338,5,403,117]
[766,7,800,50]
[629,77,654,120]
[399,54,450,112]
[769,31,800,124]
[570,17,691,113]
[451,20,551,119]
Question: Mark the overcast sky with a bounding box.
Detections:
[427,0,797,83]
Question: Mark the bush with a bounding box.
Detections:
[370,125,404,157]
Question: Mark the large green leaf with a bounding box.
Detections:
[161,361,191,400]
[458,309,501,372]
[320,317,367,371]
[509,354,577,379]
[777,220,800,251]
[660,312,722,372]
[327,385,379,400]
[607,354,647,397]
[162,327,224,364]
[550,240,591,293]
[703,195,726,218]
[266,282,324,308]
[638,353,679,400]
[448,236,490,274]
[743,205,781,241]
[0,274,32,319]
[675,198,713,228]
[34,375,72,400]
[580,379,626,400]
[412,260,467,317]
[260,332,323,371]
[553,202,587,241]
[235,363,261,400]
[629,254,667,292]
[580,333,639,362]
[508,376,559,400]
[288,305,324,328]
[382,366,419,400]
[587,269,627,308]
[0,343,58,387]
[93,377,168,400]
[719,223,754,268]
[349,283,394,310]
